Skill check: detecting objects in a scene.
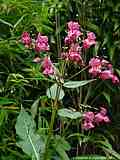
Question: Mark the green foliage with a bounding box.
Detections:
[46,83,65,100]
[63,79,96,89]
[58,108,82,119]
[15,109,45,160]
[72,155,114,160]
[0,0,120,160]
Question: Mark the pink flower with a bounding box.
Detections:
[82,121,95,130]
[65,21,82,44]
[89,57,101,76]
[65,30,82,44]
[83,38,96,49]
[67,21,80,31]
[89,67,101,77]
[95,113,105,124]
[42,56,54,76]
[87,32,96,41]
[43,67,54,75]
[95,113,110,124]
[68,43,82,63]
[61,52,69,60]
[111,75,119,84]
[99,70,113,80]
[35,33,49,52]
[33,57,41,63]
[83,32,96,49]
[69,52,81,62]
[83,39,91,49]
[89,57,101,67]
[89,57,119,84]
[103,116,110,123]
[95,107,110,124]
[82,107,110,130]
[21,32,31,46]
[100,107,107,116]
[83,111,95,122]
[101,59,109,66]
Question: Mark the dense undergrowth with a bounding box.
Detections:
[0,0,120,160]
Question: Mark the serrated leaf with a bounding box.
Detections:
[63,79,96,89]
[58,109,82,119]
[15,109,45,160]
[46,83,64,100]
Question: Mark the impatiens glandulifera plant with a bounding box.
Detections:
[15,21,120,160]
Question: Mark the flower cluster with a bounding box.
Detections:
[35,33,49,52]
[83,32,96,49]
[82,107,110,130]
[21,32,31,47]
[21,32,49,52]
[21,32,53,76]
[89,57,119,84]
[42,56,54,75]
[64,21,82,44]
[61,21,96,64]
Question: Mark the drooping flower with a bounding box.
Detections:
[111,75,119,84]
[82,111,95,130]
[42,56,54,76]
[87,32,96,41]
[21,32,31,46]
[82,121,95,130]
[33,57,41,63]
[89,57,119,84]
[95,107,110,124]
[83,111,95,122]
[35,33,49,52]
[64,21,82,44]
[82,107,110,130]
[67,21,80,31]
[99,70,113,80]
[100,107,107,116]
[68,43,83,63]
[83,32,96,49]
[65,30,82,44]
[89,57,101,76]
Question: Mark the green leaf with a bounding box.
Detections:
[46,83,65,100]
[0,97,16,105]
[31,98,40,119]
[15,109,45,160]
[102,92,110,104]
[53,135,70,160]
[13,14,27,29]
[116,69,120,77]
[58,108,82,119]
[102,147,120,160]
[63,79,96,89]
[0,19,13,28]
[55,145,70,160]
[0,110,7,127]
[72,155,113,160]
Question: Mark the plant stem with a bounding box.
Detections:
[62,119,72,136]
[67,66,89,80]
[43,85,61,160]
[83,84,91,105]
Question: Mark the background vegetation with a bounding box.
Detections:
[0,0,120,159]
